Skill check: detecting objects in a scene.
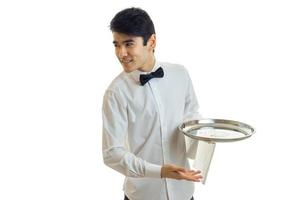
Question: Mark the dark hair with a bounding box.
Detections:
[110,7,155,45]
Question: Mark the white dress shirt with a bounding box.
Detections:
[102,61,210,200]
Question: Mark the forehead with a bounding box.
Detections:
[112,32,143,43]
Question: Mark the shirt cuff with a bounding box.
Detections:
[144,162,162,178]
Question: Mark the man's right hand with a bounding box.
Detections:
[161,164,202,182]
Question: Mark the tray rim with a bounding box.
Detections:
[178,118,255,142]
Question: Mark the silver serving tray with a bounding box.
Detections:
[179,119,255,142]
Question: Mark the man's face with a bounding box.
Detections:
[113,32,156,73]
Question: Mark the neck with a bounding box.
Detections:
[139,56,156,72]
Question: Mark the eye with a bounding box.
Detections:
[125,42,134,47]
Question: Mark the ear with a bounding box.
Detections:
[147,34,156,51]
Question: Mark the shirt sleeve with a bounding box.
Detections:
[183,68,201,121]
[182,68,216,160]
[182,68,201,159]
[102,90,161,178]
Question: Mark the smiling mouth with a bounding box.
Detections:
[121,59,133,64]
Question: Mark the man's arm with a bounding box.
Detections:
[102,90,161,178]
[182,68,202,159]
[182,68,216,183]
[102,90,201,182]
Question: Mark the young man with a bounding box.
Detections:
[102,7,215,200]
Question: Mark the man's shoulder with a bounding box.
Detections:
[160,61,184,69]
[103,71,129,104]
[106,71,128,92]
[159,61,189,78]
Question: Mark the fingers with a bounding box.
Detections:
[173,169,202,181]
[178,170,203,182]
[187,169,201,176]
[162,164,203,182]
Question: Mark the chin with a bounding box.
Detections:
[123,64,136,73]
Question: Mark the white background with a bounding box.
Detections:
[1,0,299,199]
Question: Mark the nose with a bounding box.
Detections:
[117,46,128,58]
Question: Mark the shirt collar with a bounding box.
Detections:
[128,60,160,84]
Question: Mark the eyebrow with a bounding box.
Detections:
[113,39,135,45]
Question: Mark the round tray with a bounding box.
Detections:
[178,119,255,142]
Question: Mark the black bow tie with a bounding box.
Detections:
[139,67,164,86]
